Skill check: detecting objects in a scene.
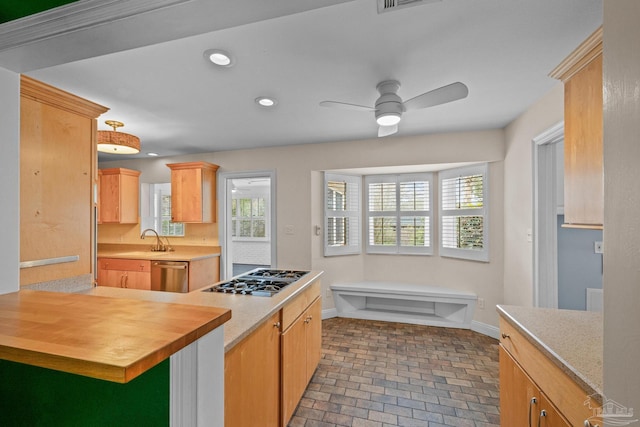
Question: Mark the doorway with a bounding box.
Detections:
[532,122,563,308]
[219,171,276,280]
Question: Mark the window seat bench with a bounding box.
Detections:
[330,282,477,329]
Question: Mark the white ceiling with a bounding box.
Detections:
[5,0,602,161]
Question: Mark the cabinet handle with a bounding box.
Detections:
[501,333,510,339]
[305,316,312,324]
[123,272,128,288]
[528,397,537,427]
[584,421,599,427]
[273,322,281,329]
[538,409,547,427]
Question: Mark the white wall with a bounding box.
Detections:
[502,84,564,306]
[603,0,640,412]
[0,67,20,294]
[103,128,505,327]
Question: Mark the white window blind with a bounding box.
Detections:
[365,173,433,255]
[324,173,361,256]
[232,197,267,239]
[439,164,489,262]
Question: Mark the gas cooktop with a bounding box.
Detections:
[203,269,309,297]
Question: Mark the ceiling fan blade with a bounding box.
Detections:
[319,101,375,112]
[403,82,469,111]
[378,124,398,137]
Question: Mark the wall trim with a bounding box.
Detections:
[324,310,499,339]
[0,0,193,52]
[471,320,499,339]
[322,308,338,319]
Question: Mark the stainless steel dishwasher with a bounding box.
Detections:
[151,261,189,293]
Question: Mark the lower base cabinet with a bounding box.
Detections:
[499,347,569,427]
[97,258,151,289]
[499,317,593,426]
[225,311,281,427]
[282,296,322,425]
[224,280,322,427]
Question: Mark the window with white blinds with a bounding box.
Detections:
[439,164,489,262]
[324,173,361,256]
[365,173,433,255]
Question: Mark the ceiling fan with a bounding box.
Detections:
[319,80,469,137]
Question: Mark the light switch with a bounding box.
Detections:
[285,225,295,235]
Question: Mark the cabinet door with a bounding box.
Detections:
[225,311,281,427]
[305,297,322,383]
[499,346,541,427]
[98,269,126,288]
[564,53,603,226]
[281,312,308,425]
[171,168,205,223]
[168,162,218,223]
[538,394,571,427]
[122,271,151,290]
[99,168,140,224]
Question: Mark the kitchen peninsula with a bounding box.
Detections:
[0,269,322,427]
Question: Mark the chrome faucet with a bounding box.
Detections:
[140,228,165,251]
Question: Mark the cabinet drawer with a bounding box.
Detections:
[499,318,594,426]
[282,280,320,331]
[98,258,151,272]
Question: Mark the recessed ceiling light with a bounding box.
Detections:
[203,49,233,67]
[147,152,159,157]
[256,97,276,107]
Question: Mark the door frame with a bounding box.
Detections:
[532,121,563,308]
[218,170,277,280]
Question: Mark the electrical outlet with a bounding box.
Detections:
[285,225,295,235]
[477,298,485,309]
[594,241,603,254]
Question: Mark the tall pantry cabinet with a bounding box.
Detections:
[20,76,108,286]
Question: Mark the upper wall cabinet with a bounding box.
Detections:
[20,76,108,286]
[550,27,603,229]
[99,168,141,224]
[167,161,219,223]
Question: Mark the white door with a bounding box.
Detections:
[220,171,276,279]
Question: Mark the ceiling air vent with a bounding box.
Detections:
[377,0,441,14]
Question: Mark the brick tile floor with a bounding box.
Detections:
[288,317,500,427]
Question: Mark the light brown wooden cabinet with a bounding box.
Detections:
[281,296,322,425]
[499,347,570,427]
[99,168,141,224]
[550,27,603,228]
[499,317,594,426]
[167,161,219,223]
[97,258,151,289]
[225,310,281,427]
[187,256,220,291]
[20,76,108,286]
[224,279,322,427]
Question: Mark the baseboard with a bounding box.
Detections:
[471,320,500,339]
[322,308,338,319]
[324,311,499,339]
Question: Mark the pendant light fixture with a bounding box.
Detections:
[97,120,140,154]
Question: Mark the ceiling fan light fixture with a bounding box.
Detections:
[204,49,234,67]
[376,112,401,126]
[97,120,140,154]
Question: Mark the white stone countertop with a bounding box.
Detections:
[497,304,603,397]
[83,270,323,352]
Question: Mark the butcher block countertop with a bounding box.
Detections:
[97,243,221,262]
[497,304,603,397]
[0,290,230,383]
[85,270,324,351]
